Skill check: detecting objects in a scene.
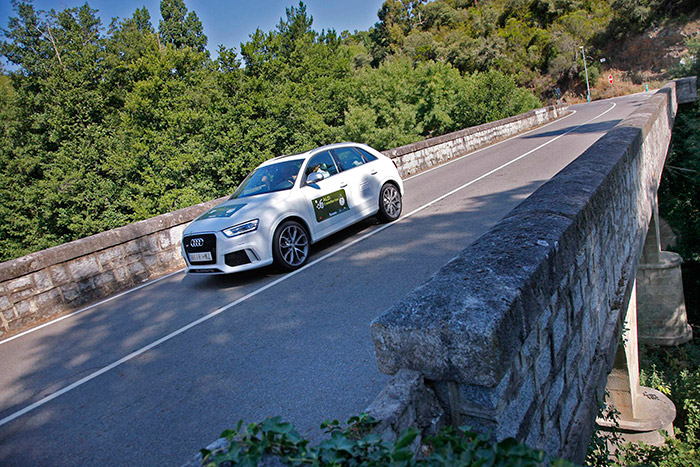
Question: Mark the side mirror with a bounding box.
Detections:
[307,172,325,184]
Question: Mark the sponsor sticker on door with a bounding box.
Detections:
[313,189,349,222]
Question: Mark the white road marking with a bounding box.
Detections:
[0,102,617,428]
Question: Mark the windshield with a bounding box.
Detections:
[230,159,303,199]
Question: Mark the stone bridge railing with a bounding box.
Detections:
[370,77,697,461]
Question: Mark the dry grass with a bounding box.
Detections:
[563,69,668,104]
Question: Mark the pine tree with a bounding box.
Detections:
[158,0,207,52]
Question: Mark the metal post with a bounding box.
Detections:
[580,46,590,102]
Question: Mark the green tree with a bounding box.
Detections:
[0,0,222,259]
[403,30,439,62]
[0,1,120,256]
[419,0,464,30]
[108,44,222,217]
[369,0,427,66]
[457,70,542,127]
[342,59,540,150]
[159,0,207,52]
[0,0,559,261]
[343,58,426,149]
[659,79,700,261]
[233,2,352,155]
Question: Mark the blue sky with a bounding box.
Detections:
[1,0,385,58]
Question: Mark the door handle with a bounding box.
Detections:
[340,182,348,188]
[371,170,378,175]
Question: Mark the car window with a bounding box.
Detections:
[230,159,303,199]
[305,151,339,180]
[333,147,365,171]
[356,147,378,163]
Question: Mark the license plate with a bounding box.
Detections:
[189,252,212,262]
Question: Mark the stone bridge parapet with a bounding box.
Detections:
[0,196,227,335]
[384,105,566,179]
[371,77,697,461]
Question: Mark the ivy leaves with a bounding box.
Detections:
[201,414,569,466]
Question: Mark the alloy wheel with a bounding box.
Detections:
[279,224,309,267]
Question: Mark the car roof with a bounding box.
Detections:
[261,143,370,167]
[258,154,306,167]
[310,142,366,154]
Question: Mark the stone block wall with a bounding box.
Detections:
[0,196,227,337]
[371,81,688,462]
[0,103,567,338]
[364,369,445,444]
[385,105,566,178]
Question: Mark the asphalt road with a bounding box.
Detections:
[0,92,653,465]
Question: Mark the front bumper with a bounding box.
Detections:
[182,231,273,274]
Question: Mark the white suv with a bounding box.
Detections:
[181,143,404,274]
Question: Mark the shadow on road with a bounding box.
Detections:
[0,178,547,466]
[523,119,623,139]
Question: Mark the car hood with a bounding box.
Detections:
[184,191,289,235]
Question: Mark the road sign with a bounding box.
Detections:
[609,75,615,98]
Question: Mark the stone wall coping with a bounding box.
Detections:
[371,84,676,388]
[0,195,229,282]
[382,104,565,159]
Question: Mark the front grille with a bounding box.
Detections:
[183,233,217,265]
[225,250,252,267]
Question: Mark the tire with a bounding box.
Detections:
[272,220,310,271]
[377,183,402,223]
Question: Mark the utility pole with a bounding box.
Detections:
[580,46,590,103]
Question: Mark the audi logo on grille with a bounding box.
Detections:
[189,237,205,248]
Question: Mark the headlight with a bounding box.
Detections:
[222,219,259,238]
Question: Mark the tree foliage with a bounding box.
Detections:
[660,112,700,258]
[658,37,700,262]
[159,0,207,52]
[3,0,687,261]
[360,0,696,94]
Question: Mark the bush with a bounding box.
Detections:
[200,413,572,466]
[341,59,541,151]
